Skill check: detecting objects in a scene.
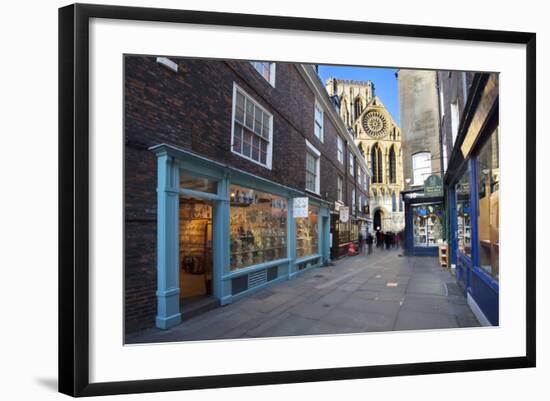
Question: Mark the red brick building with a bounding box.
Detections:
[125,56,370,334]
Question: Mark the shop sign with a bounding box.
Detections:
[339,206,350,223]
[293,197,309,218]
[424,174,443,197]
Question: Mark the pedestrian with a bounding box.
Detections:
[395,231,401,248]
[358,231,364,253]
[366,233,373,254]
[385,232,391,250]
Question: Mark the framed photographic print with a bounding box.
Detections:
[58,3,536,397]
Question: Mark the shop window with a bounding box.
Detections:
[232,85,272,168]
[250,61,276,86]
[350,219,359,242]
[412,203,444,247]
[229,185,288,271]
[412,152,431,185]
[477,128,499,280]
[456,167,472,257]
[296,204,319,259]
[314,101,324,142]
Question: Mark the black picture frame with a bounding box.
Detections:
[59,3,536,397]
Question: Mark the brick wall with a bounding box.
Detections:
[125,56,366,333]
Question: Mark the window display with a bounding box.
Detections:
[412,203,443,246]
[350,219,359,242]
[456,168,472,256]
[296,204,319,258]
[477,128,499,279]
[229,185,287,270]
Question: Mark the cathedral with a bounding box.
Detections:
[325,78,405,233]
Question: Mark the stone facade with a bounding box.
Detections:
[325,78,404,232]
[397,70,443,189]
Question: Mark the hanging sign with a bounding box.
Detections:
[293,197,309,218]
[339,206,350,223]
[424,174,443,197]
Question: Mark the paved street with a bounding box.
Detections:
[127,248,480,344]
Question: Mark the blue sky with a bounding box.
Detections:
[317,65,400,125]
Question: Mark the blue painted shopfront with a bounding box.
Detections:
[402,189,444,257]
[151,143,331,329]
[449,156,499,326]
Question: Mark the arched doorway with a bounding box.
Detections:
[374,209,383,231]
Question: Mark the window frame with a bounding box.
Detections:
[371,143,383,184]
[250,61,276,87]
[389,145,397,184]
[337,136,344,164]
[305,139,321,194]
[314,100,324,142]
[337,175,343,202]
[349,152,355,177]
[230,83,274,169]
[412,151,432,186]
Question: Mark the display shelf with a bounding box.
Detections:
[231,247,286,255]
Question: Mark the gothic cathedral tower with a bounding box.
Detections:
[326,78,405,232]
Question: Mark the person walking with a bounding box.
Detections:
[366,233,373,254]
[384,231,391,250]
[358,231,364,253]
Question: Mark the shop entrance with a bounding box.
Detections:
[179,196,217,319]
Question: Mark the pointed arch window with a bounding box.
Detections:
[354,98,362,120]
[392,192,397,212]
[371,143,383,183]
[341,99,350,126]
[389,145,397,184]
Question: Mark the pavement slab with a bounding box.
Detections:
[126,249,481,343]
